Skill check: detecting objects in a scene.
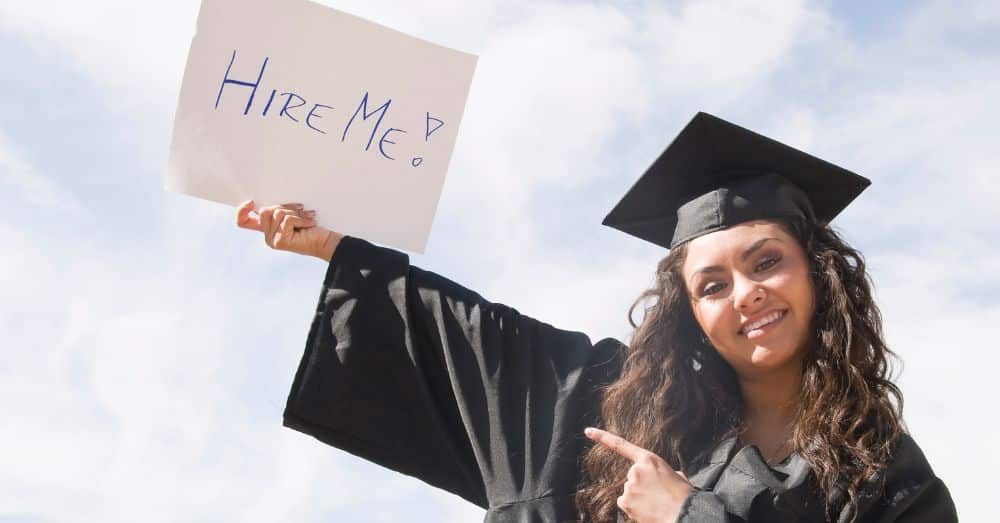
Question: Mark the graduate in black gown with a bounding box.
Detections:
[237,112,958,522]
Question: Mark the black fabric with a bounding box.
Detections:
[675,433,957,522]
[670,172,816,248]
[601,112,871,249]
[283,236,957,522]
[283,235,622,513]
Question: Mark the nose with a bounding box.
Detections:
[732,273,765,310]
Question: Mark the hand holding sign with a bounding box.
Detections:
[236,200,341,260]
[584,427,693,523]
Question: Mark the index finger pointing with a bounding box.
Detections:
[584,427,646,462]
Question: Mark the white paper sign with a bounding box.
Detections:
[166,0,477,252]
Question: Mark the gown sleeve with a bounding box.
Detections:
[281,236,623,516]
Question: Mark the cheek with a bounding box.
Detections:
[786,269,815,314]
[769,262,813,306]
[776,267,816,336]
[801,288,817,331]
[694,303,732,337]
[769,268,800,288]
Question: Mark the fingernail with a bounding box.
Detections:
[305,210,316,216]
[584,427,595,437]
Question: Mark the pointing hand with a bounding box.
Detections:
[585,427,693,523]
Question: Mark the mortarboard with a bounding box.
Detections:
[602,112,871,249]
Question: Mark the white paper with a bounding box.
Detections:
[166,0,478,253]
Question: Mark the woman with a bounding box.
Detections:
[237,113,957,522]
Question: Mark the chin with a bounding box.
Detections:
[743,342,806,373]
[748,346,793,366]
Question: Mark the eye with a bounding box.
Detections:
[699,255,781,297]
[701,282,723,296]
[756,255,780,272]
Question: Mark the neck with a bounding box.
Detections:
[738,362,802,433]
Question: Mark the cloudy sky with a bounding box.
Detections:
[1,0,997,521]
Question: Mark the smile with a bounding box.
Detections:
[740,309,787,339]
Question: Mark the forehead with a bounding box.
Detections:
[681,220,794,274]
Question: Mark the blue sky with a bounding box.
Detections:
[1,0,997,520]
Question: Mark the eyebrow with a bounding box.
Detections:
[688,237,785,283]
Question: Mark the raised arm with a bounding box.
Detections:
[236,201,624,515]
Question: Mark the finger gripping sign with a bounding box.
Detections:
[166,0,478,253]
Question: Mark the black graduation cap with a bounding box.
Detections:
[602,112,871,249]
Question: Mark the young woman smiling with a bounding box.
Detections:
[577,213,939,522]
[239,113,957,522]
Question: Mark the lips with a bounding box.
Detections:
[739,309,788,335]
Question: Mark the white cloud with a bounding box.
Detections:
[0,130,83,212]
[643,0,818,92]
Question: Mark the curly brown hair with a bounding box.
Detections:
[575,216,905,522]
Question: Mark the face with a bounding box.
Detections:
[680,220,816,380]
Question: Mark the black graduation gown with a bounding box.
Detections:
[282,236,958,522]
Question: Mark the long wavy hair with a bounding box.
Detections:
[575,216,905,522]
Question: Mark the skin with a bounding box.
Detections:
[237,205,816,523]
[584,427,691,523]
[236,200,341,260]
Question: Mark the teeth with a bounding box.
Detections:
[743,310,784,333]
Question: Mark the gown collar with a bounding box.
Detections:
[687,435,822,520]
